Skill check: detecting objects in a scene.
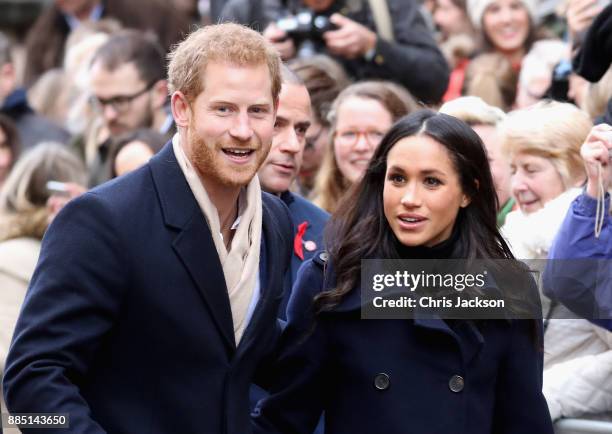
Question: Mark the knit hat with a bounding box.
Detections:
[572,3,612,83]
[467,0,537,29]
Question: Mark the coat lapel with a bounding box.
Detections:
[172,218,237,352]
[235,200,279,352]
[327,267,485,367]
[150,143,236,353]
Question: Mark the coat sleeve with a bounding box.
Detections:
[544,193,612,323]
[2,192,128,434]
[357,0,449,104]
[252,259,329,434]
[491,320,554,433]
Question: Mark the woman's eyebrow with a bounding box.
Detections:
[420,168,447,176]
[387,164,406,173]
[388,165,447,176]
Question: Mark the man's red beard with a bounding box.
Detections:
[189,132,269,188]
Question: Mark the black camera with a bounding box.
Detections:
[276,9,338,43]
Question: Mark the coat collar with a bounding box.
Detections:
[149,143,278,355]
[322,259,487,366]
[149,142,198,229]
[331,283,485,366]
[150,143,235,352]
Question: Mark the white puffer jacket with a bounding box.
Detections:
[502,189,612,421]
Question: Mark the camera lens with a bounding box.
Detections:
[313,16,329,30]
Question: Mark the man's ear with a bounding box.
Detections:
[151,79,169,110]
[171,91,191,128]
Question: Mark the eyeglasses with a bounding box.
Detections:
[89,81,156,114]
[335,130,385,147]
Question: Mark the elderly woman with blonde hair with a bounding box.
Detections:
[501,101,588,235]
[310,81,417,213]
[500,101,612,422]
[0,143,86,419]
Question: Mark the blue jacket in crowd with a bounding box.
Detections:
[544,193,612,331]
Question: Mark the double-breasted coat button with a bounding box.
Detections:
[449,375,464,393]
[374,373,390,390]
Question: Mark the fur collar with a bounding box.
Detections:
[501,188,582,259]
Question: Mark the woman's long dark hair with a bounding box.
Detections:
[315,109,515,313]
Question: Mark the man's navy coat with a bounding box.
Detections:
[3,143,293,434]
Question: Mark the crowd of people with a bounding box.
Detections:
[0,0,611,432]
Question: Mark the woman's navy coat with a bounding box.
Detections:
[253,254,554,434]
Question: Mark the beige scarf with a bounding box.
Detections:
[173,135,262,344]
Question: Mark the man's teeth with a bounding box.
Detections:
[224,149,252,155]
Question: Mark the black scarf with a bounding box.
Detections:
[393,220,465,260]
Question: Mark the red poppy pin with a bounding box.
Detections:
[294,221,308,260]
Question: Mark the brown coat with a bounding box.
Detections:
[23,0,192,86]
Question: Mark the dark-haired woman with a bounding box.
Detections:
[252,110,553,434]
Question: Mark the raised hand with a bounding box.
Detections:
[581,123,612,198]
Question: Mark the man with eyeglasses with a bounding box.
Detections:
[81,29,173,186]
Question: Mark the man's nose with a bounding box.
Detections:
[229,112,254,142]
[103,104,119,122]
[279,129,302,154]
